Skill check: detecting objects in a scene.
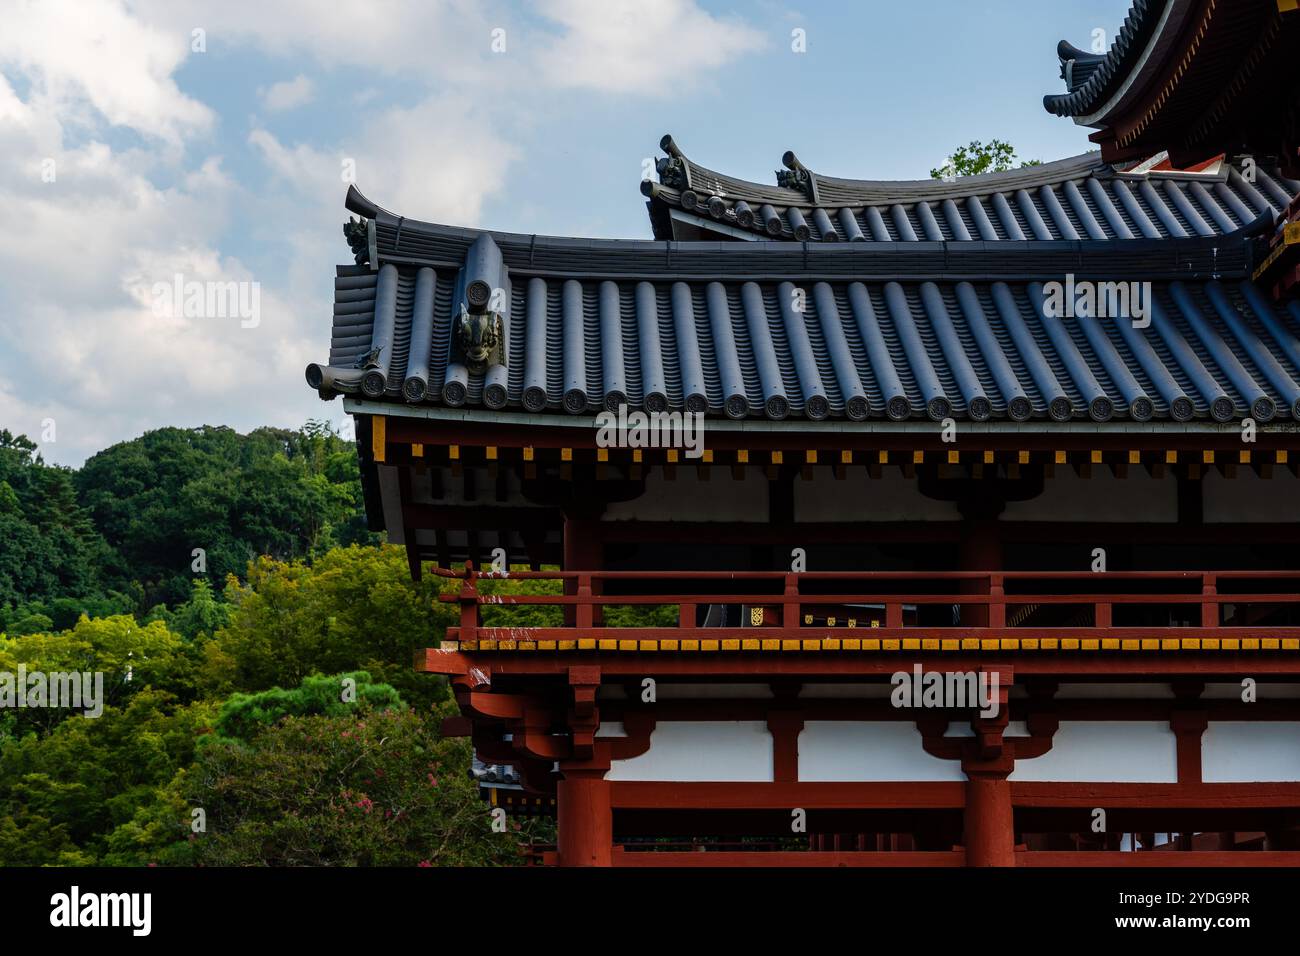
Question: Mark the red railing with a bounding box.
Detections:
[435,568,1300,644]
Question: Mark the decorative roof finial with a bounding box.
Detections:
[776,150,816,201]
[656,133,691,190]
[343,216,369,265]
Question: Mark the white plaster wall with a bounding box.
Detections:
[602,470,768,522]
[793,471,961,522]
[606,721,773,781]
[798,721,965,781]
[1001,470,1176,522]
[1202,722,1300,782]
[1010,721,1177,782]
[1203,470,1299,523]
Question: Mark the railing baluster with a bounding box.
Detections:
[1201,573,1218,629]
[783,573,799,628]
[576,573,594,629]
[989,573,1006,628]
[679,603,696,629]
[441,566,1300,643]
[1095,602,1112,628]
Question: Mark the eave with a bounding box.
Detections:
[1047,0,1300,176]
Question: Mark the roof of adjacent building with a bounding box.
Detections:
[1042,0,1173,122]
[641,135,1298,244]
[1043,0,1300,172]
[307,185,1300,427]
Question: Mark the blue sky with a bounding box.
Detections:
[0,0,1133,465]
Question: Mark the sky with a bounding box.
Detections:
[0,0,1134,466]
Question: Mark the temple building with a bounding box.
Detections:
[306,0,1300,866]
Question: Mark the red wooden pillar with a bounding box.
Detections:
[556,764,612,867]
[563,512,602,627]
[962,685,1015,868]
[963,770,1015,867]
[768,713,804,783]
[1171,711,1207,784]
[563,513,602,568]
[959,512,1002,628]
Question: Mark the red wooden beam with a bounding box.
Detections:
[421,650,1300,678]
[1010,783,1300,809]
[611,849,966,867]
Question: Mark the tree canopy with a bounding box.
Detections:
[0,421,560,867]
[74,422,374,608]
[930,139,1041,180]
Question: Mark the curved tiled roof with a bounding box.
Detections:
[1042,0,1176,120]
[642,136,1298,244]
[307,186,1300,427]
[1044,0,1300,175]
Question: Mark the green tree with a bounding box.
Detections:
[0,615,194,737]
[0,430,112,608]
[214,671,402,741]
[74,422,374,607]
[206,545,455,709]
[930,140,1041,180]
[189,703,539,866]
[154,578,233,641]
[0,689,216,865]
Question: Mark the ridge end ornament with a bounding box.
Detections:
[343,216,370,265]
[452,303,506,375]
[776,150,817,201]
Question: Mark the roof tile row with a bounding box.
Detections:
[314,258,1300,426]
[646,148,1297,244]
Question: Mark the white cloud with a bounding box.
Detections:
[0,109,318,464]
[259,74,315,112]
[534,0,767,93]
[130,0,764,95]
[0,5,315,465]
[0,0,213,144]
[250,93,520,225]
[0,0,767,465]
[130,0,501,82]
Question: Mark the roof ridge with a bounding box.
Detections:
[346,183,1266,283]
[651,134,1108,208]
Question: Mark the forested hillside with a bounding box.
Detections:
[0,423,547,866]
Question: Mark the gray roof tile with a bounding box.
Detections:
[308,187,1300,426]
[643,138,1297,244]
